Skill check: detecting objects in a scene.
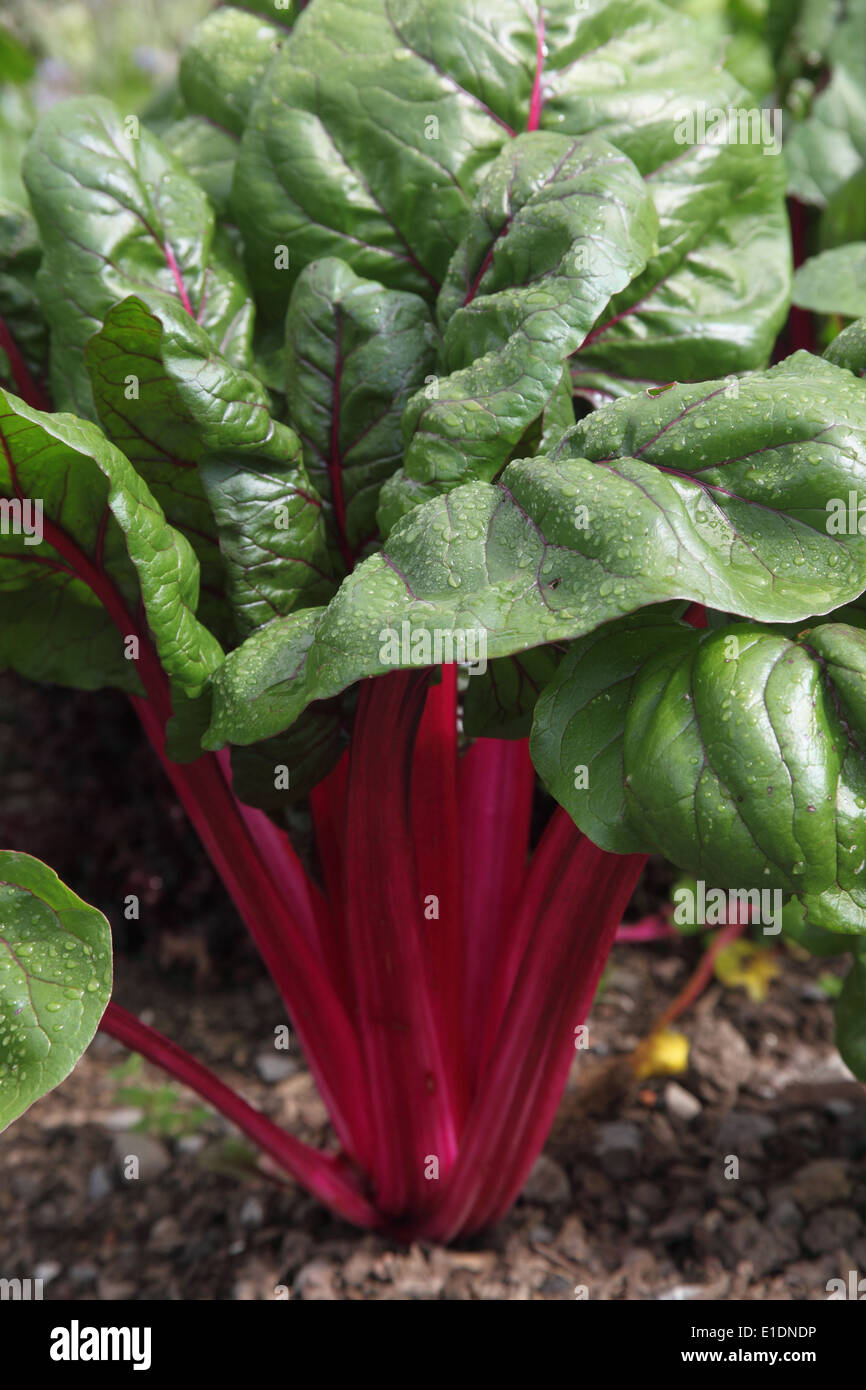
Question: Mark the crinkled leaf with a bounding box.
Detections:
[234,0,790,398]
[532,615,866,925]
[85,295,232,641]
[394,132,657,500]
[206,606,325,745]
[87,295,272,457]
[571,136,789,401]
[23,96,255,417]
[200,442,337,638]
[286,258,437,556]
[793,244,866,319]
[0,389,222,696]
[0,851,111,1132]
[87,295,330,643]
[205,353,866,746]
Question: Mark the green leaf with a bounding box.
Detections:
[159,116,239,217]
[205,353,866,746]
[531,615,866,923]
[0,389,223,696]
[782,895,853,957]
[0,85,35,208]
[286,258,437,555]
[835,953,866,1080]
[793,244,866,319]
[825,317,866,376]
[23,97,255,417]
[234,0,790,394]
[86,295,329,645]
[85,296,233,643]
[230,702,346,810]
[394,132,657,499]
[0,851,111,1132]
[463,647,562,740]
[784,0,866,206]
[232,0,301,21]
[571,134,790,400]
[0,200,45,388]
[87,296,272,458]
[180,7,284,138]
[200,441,338,637]
[819,168,866,250]
[206,605,326,745]
[0,24,35,85]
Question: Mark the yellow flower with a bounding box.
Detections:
[632,1027,690,1079]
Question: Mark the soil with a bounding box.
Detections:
[1,674,865,1301]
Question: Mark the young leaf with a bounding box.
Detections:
[571,133,790,401]
[0,851,112,1132]
[286,258,437,558]
[396,132,657,497]
[86,294,295,640]
[85,295,233,642]
[234,0,790,396]
[23,97,255,416]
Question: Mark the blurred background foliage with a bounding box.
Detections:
[0,0,211,203]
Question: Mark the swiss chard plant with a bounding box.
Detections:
[2,0,866,1242]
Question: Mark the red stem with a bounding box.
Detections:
[616,912,676,942]
[0,314,51,413]
[458,735,535,1086]
[163,243,194,317]
[216,747,329,949]
[8,457,373,1169]
[343,671,459,1218]
[785,197,816,357]
[132,693,374,1170]
[309,752,357,1016]
[527,5,546,132]
[411,665,466,1123]
[649,916,747,1035]
[100,1003,378,1228]
[422,824,646,1240]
